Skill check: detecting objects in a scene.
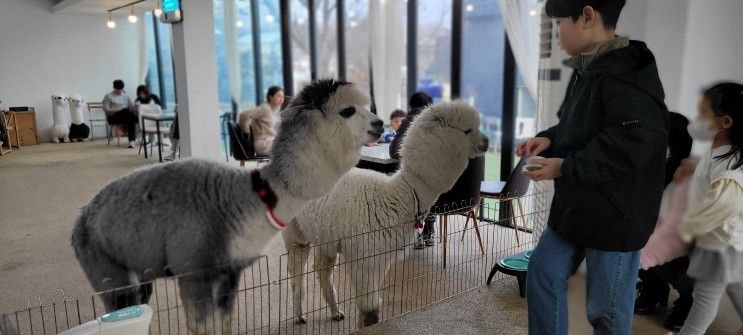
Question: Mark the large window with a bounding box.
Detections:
[258,0,283,96]
[316,0,338,79]
[290,0,311,93]
[461,0,506,181]
[145,12,176,111]
[417,0,451,102]
[205,0,536,179]
[344,0,370,94]
[235,1,257,107]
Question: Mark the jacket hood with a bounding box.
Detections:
[583,40,667,109]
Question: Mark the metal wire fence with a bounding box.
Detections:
[1,192,550,335]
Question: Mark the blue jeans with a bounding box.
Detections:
[527,228,640,335]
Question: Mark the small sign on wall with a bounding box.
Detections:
[160,0,182,23]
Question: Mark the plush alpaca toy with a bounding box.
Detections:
[283,101,489,327]
[71,80,384,335]
[50,94,70,143]
[68,95,90,141]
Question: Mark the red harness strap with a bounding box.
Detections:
[251,170,287,230]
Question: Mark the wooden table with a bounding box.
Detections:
[141,114,175,162]
[357,143,400,174]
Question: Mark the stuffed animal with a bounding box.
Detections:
[68,95,90,141]
[50,94,70,143]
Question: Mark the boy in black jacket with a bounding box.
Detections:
[519,1,669,334]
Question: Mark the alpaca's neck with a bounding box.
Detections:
[395,155,469,212]
[394,170,447,212]
[259,150,358,221]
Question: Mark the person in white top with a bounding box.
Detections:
[671,82,743,335]
[102,80,137,148]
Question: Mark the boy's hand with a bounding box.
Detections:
[516,137,551,157]
[523,158,564,181]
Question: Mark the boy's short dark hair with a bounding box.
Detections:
[390,109,407,120]
[545,0,626,29]
[409,92,433,110]
[113,80,125,90]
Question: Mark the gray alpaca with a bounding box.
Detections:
[71,80,383,335]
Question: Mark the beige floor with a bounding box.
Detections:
[0,141,740,334]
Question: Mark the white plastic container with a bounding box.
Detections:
[58,305,152,335]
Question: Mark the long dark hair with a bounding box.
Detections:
[266,86,284,102]
[136,85,151,99]
[704,82,743,169]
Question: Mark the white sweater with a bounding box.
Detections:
[679,145,743,251]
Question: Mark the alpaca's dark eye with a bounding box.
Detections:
[463,128,472,135]
[340,107,356,118]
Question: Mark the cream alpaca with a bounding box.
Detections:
[282,101,489,327]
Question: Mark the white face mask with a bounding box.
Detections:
[687,119,719,141]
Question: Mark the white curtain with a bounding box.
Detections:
[224,0,242,108]
[497,0,541,100]
[138,18,149,84]
[369,0,405,123]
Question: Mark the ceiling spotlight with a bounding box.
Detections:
[529,9,538,16]
[128,6,138,23]
[236,20,244,28]
[107,13,116,28]
[154,0,162,17]
[466,4,474,12]
[350,20,358,28]
[266,14,275,23]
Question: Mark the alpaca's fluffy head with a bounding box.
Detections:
[399,101,489,191]
[267,79,384,198]
[52,94,68,107]
[281,79,383,148]
[68,95,84,107]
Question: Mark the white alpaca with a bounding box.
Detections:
[51,94,70,143]
[282,101,489,327]
[71,80,384,335]
[68,95,90,141]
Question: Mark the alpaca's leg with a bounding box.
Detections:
[214,268,240,335]
[315,250,344,321]
[52,136,60,143]
[351,260,383,327]
[179,274,220,335]
[75,247,140,312]
[63,136,70,143]
[285,241,310,324]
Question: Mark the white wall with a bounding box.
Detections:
[618,0,743,118]
[0,0,140,141]
[677,0,743,118]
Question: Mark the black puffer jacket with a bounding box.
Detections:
[538,40,669,251]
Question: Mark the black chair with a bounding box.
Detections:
[431,155,486,268]
[480,158,531,245]
[227,121,269,167]
[483,158,532,298]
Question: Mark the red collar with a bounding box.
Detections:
[251,170,286,230]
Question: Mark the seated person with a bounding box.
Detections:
[238,86,285,155]
[389,92,433,159]
[135,85,161,107]
[379,109,407,143]
[135,85,163,144]
[102,79,137,148]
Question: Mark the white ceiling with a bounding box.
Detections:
[52,0,157,15]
